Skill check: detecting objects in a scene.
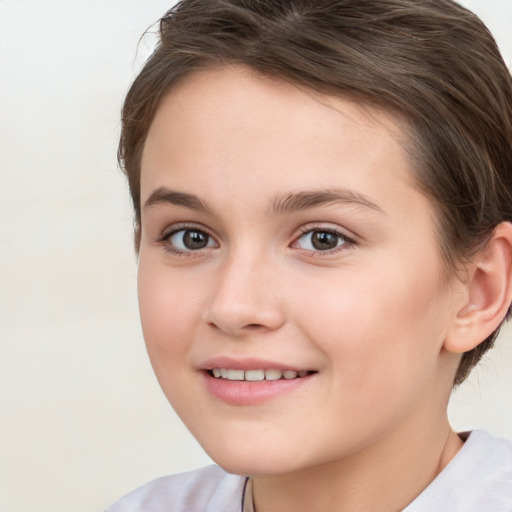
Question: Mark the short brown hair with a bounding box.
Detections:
[119,0,512,385]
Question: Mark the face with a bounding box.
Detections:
[138,67,464,476]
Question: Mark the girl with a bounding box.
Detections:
[106,1,512,510]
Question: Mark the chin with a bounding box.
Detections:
[197,435,315,477]
[213,455,301,478]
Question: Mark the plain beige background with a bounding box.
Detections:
[1,1,511,511]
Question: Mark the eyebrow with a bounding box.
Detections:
[269,189,384,216]
[143,186,213,213]
[143,186,383,216]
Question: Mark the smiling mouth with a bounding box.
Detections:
[208,368,317,381]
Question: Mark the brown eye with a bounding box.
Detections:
[311,231,340,250]
[296,230,347,251]
[169,229,216,251]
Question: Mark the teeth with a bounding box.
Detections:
[210,368,311,381]
[227,369,244,380]
[265,369,282,381]
[245,369,265,381]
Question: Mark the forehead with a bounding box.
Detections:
[141,66,416,194]
[142,67,411,182]
[146,66,410,147]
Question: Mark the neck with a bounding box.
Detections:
[251,415,463,512]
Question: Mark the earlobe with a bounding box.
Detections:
[444,222,512,354]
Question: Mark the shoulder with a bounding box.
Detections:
[104,465,247,512]
[405,430,512,512]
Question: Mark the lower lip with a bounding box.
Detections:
[201,372,314,405]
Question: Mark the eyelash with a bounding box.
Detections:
[157,224,217,257]
[293,226,356,256]
[157,224,356,257]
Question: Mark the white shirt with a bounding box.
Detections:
[104,430,512,511]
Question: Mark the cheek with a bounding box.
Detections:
[137,258,202,370]
[295,256,450,392]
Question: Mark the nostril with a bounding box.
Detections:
[203,298,286,335]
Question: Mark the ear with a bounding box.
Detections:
[444,222,512,354]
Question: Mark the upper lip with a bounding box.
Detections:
[199,357,313,372]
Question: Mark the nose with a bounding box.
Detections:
[202,251,286,337]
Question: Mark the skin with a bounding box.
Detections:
[137,66,470,512]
